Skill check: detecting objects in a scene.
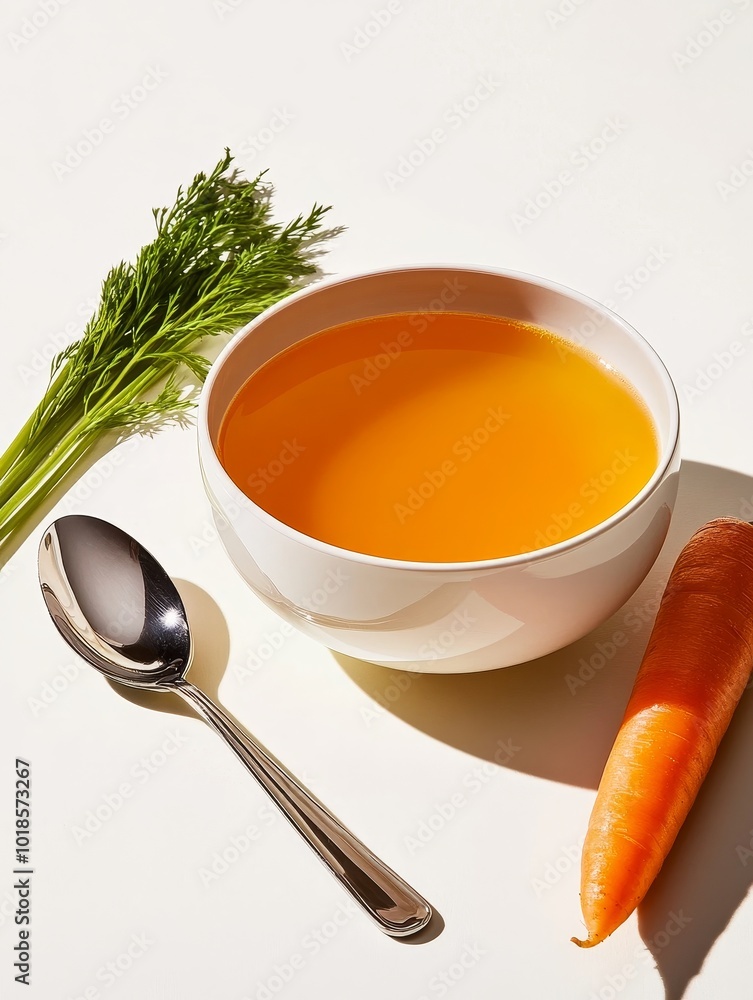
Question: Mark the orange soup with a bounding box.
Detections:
[217,312,659,562]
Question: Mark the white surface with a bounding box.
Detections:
[2,2,753,998]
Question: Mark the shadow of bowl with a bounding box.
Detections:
[336,459,753,996]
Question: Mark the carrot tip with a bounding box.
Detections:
[570,935,599,948]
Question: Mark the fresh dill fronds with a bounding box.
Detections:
[0,150,337,550]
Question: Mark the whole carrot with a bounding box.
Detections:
[572,517,753,948]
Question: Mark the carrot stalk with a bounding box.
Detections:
[572,516,753,948]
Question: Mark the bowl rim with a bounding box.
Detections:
[197,263,681,572]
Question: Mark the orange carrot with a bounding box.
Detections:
[572,516,753,948]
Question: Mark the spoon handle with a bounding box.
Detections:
[173,678,432,937]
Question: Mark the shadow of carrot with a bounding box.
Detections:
[337,459,753,995]
[637,658,753,999]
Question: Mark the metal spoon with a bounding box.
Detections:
[38,514,431,937]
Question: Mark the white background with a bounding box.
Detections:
[2,1,753,998]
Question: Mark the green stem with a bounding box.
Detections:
[0,334,183,514]
[0,364,73,481]
[0,351,185,534]
[0,418,96,529]
[0,403,84,510]
[0,433,98,549]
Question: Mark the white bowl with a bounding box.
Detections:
[197,265,680,673]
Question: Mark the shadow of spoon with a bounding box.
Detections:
[109,578,230,719]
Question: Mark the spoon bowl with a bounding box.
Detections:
[38,514,432,937]
[39,514,190,688]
